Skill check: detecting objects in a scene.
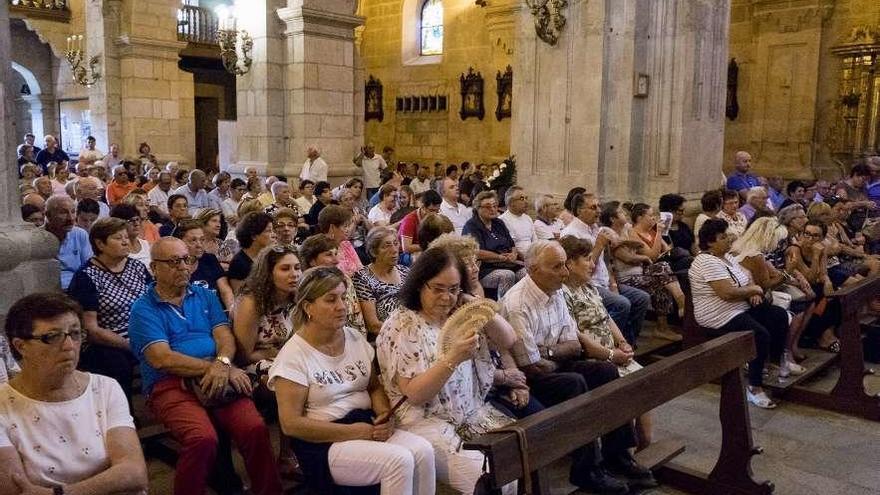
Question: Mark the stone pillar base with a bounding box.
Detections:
[0,225,60,319]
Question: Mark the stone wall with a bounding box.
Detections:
[724,0,880,180]
[358,0,515,166]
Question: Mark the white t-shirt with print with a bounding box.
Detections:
[268,327,373,422]
[0,373,134,488]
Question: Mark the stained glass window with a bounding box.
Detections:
[420,0,443,56]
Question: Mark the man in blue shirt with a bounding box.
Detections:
[725,151,761,201]
[34,135,70,176]
[44,195,92,289]
[128,238,280,495]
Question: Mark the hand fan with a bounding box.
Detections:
[437,298,499,360]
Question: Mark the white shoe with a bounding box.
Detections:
[747,389,777,409]
[778,352,806,378]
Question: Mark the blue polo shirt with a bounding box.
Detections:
[128,283,228,395]
[725,171,760,192]
[58,227,93,290]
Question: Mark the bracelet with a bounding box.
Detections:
[606,348,614,362]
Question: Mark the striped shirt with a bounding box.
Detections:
[688,253,751,329]
[500,276,579,366]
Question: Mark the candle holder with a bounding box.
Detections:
[65,35,101,87]
[215,5,252,76]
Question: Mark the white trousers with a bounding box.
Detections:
[328,429,436,495]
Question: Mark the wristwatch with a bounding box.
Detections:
[215,356,231,367]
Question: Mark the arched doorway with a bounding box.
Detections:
[11,61,45,138]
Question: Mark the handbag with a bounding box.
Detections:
[769,290,792,310]
[776,283,811,303]
[182,377,245,408]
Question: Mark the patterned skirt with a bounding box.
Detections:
[619,261,677,315]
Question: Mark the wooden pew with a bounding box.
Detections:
[779,275,880,421]
[465,332,774,495]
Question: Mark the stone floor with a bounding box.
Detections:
[146,363,880,495]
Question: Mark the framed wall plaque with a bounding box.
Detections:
[495,65,512,121]
[459,67,485,120]
[365,75,384,121]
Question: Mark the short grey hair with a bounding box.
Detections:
[504,186,525,207]
[525,239,560,269]
[270,180,289,197]
[745,186,767,202]
[365,225,398,258]
[534,194,556,212]
[189,169,206,181]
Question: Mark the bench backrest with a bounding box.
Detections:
[465,331,756,486]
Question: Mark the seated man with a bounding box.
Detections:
[398,189,442,257]
[129,238,281,495]
[501,240,655,494]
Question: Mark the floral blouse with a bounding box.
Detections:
[562,283,642,377]
[0,333,19,383]
[376,308,511,438]
[255,303,295,354]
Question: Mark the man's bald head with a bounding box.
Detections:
[75,176,101,200]
[734,151,752,173]
[151,237,186,260]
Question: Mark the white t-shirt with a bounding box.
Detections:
[439,200,472,235]
[294,195,316,214]
[301,157,329,183]
[360,155,387,189]
[128,238,152,273]
[0,373,134,488]
[147,186,170,215]
[268,327,373,422]
[368,204,394,225]
[409,177,431,195]
[688,253,752,329]
[534,217,563,240]
[499,210,537,258]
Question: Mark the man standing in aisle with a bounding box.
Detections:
[353,143,387,198]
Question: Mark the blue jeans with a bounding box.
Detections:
[597,284,650,345]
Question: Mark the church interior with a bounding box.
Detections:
[1,0,880,494]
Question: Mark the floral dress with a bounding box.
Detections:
[562,283,642,377]
[245,302,295,376]
[376,308,512,451]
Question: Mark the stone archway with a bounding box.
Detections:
[11,61,45,138]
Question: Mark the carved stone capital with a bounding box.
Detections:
[277,6,365,40]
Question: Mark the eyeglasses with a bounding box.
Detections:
[23,329,86,345]
[271,245,298,254]
[425,282,461,297]
[480,203,498,210]
[154,255,198,267]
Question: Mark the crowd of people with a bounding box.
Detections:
[2,137,880,495]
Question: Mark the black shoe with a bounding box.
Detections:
[575,468,629,494]
[604,452,658,489]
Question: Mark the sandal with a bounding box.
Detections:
[747,389,777,409]
[818,340,840,353]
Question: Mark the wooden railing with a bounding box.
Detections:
[177,4,218,45]
[9,0,71,22]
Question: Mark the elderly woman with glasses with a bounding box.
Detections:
[462,190,526,299]
[121,188,161,243]
[689,219,789,409]
[67,217,152,406]
[376,248,519,494]
[110,203,152,270]
[0,293,148,495]
[353,226,410,336]
[270,266,435,494]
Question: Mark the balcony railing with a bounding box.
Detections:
[177,4,219,45]
[9,0,71,22]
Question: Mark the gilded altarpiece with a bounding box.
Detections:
[829,27,880,160]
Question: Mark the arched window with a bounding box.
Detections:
[420,0,443,56]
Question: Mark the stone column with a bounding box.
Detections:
[229,0,289,178]
[512,0,730,203]
[85,0,123,153]
[278,0,365,181]
[0,0,61,320]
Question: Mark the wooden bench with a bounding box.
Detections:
[465,332,774,495]
[777,275,880,421]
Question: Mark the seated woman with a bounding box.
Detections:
[121,189,160,243]
[110,204,152,271]
[774,206,841,353]
[558,235,652,446]
[195,208,229,263]
[462,191,526,299]
[317,205,364,278]
[269,266,435,494]
[353,226,410,336]
[158,193,189,237]
[228,211,276,293]
[717,189,748,238]
[67,217,152,406]
[808,201,879,286]
[0,292,148,494]
[730,217,811,373]
[603,202,684,341]
[689,219,789,409]
[376,248,519,494]
[367,183,399,227]
[272,207,303,250]
[658,193,697,262]
[692,189,722,250]
[172,219,235,309]
[300,234,367,336]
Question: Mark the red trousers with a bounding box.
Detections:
[149,377,282,495]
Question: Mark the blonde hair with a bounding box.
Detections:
[807,201,831,222]
[293,266,348,329]
[730,217,784,262]
[237,198,264,218]
[428,233,478,263]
